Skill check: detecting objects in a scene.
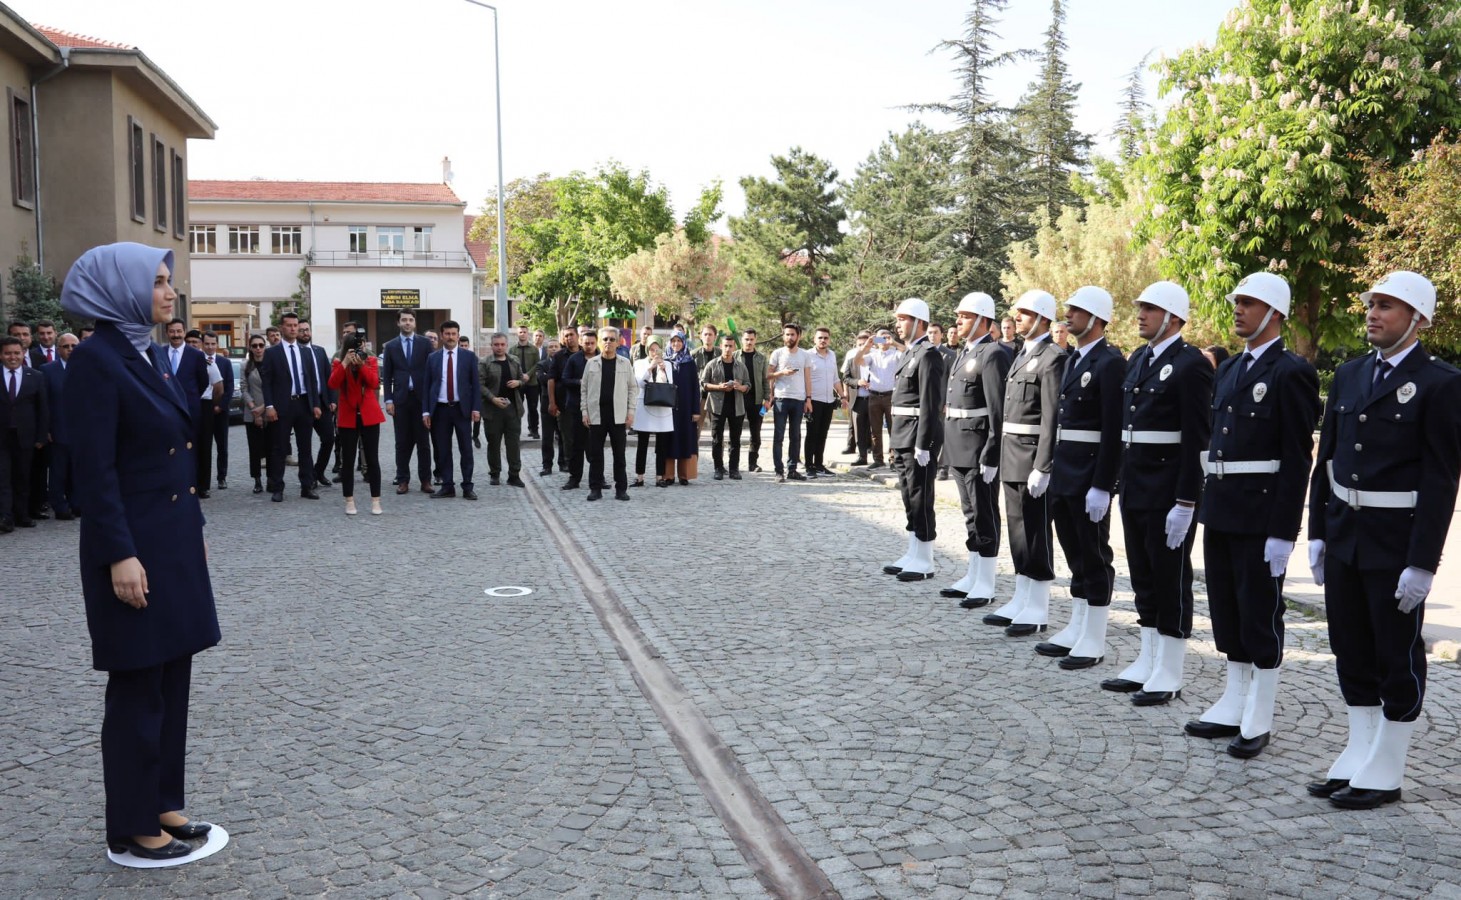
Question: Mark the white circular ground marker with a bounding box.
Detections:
[484,586,533,597]
[107,824,230,868]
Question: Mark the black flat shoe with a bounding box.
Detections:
[1034,641,1072,657]
[539,469,553,476]
[882,564,904,575]
[1100,677,1143,693]
[896,570,936,582]
[1005,623,1047,637]
[1058,654,1102,670]
[252,479,264,494]
[1306,778,1349,798]
[462,490,478,500]
[678,477,689,485]
[300,489,320,500]
[1131,689,1181,706]
[633,479,645,488]
[1227,733,1270,759]
[108,836,195,860]
[1185,720,1241,739]
[1329,786,1402,809]
[959,596,992,609]
[982,613,1013,626]
[728,471,742,480]
[161,820,212,840]
[939,587,968,598]
[615,491,631,501]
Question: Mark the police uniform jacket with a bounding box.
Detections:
[889,336,945,451]
[999,336,1065,481]
[1119,338,1213,511]
[67,323,219,672]
[1308,346,1461,572]
[1199,342,1320,537]
[943,335,1009,470]
[1050,338,1126,497]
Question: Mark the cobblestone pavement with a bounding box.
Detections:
[3,422,1461,897]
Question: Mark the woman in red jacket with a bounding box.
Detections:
[329,338,386,515]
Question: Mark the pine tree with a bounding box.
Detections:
[6,257,63,327]
[1114,52,1153,164]
[1016,0,1091,225]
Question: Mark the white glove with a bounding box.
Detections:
[1164,504,1194,550]
[1263,537,1295,578]
[981,465,998,484]
[1085,487,1111,523]
[1395,566,1434,614]
[1027,469,1050,498]
[914,448,930,467]
[1308,539,1325,586]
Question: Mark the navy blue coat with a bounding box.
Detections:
[40,360,68,445]
[1050,338,1127,497]
[1119,338,1213,511]
[67,324,219,672]
[379,334,430,408]
[423,346,482,415]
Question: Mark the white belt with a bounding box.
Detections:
[1056,428,1100,443]
[945,407,988,420]
[1003,422,1042,436]
[892,405,921,417]
[1328,460,1417,510]
[1122,428,1181,445]
[1203,458,1281,477]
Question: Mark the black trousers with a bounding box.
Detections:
[311,409,335,480]
[48,441,74,514]
[246,420,272,480]
[1324,555,1425,722]
[1003,481,1055,581]
[195,403,215,492]
[744,401,765,469]
[391,394,431,486]
[103,655,191,840]
[562,407,588,482]
[28,443,47,514]
[1121,503,1196,639]
[636,430,667,477]
[848,395,870,456]
[893,447,937,541]
[588,422,628,491]
[1204,529,1285,667]
[267,397,316,493]
[804,400,837,469]
[711,413,744,472]
[210,404,230,480]
[952,466,1001,557]
[1051,492,1115,606]
[336,424,381,498]
[540,404,562,471]
[0,431,33,522]
[524,385,540,434]
[430,403,474,490]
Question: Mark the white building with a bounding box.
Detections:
[188,180,479,355]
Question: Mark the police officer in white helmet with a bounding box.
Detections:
[1101,281,1213,706]
[1305,271,1461,809]
[880,298,947,581]
[1184,273,1320,760]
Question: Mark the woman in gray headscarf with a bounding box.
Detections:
[62,243,221,863]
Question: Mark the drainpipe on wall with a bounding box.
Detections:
[29,47,71,274]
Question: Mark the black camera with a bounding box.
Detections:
[341,331,366,358]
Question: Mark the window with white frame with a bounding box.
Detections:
[348,225,369,254]
[190,225,217,254]
[377,226,405,254]
[413,226,433,253]
[271,226,302,255]
[228,225,261,254]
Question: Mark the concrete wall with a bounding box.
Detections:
[0,53,37,274]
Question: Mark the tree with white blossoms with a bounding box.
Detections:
[1134,0,1461,359]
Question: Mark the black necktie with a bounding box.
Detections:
[1240,351,1254,372]
[1367,359,1392,399]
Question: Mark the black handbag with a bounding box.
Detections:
[643,369,677,408]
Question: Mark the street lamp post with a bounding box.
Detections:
[464,0,509,332]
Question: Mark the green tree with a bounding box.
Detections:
[468,173,558,290]
[608,230,737,331]
[6,257,63,327]
[1114,52,1153,164]
[1015,0,1091,224]
[1135,0,1461,359]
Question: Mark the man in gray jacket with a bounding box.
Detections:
[582,327,640,501]
[702,334,752,480]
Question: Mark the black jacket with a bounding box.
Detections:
[999,336,1066,482]
[1050,338,1126,496]
[943,336,1009,470]
[1119,337,1213,511]
[889,336,945,452]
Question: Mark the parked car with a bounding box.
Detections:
[229,358,246,424]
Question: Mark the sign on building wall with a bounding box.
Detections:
[380,288,422,309]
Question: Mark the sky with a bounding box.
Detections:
[37,0,1241,227]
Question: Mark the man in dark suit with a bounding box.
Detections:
[983,290,1066,635]
[423,320,482,500]
[1306,271,1461,809]
[26,321,61,516]
[181,329,222,498]
[379,310,432,495]
[939,293,1010,609]
[29,320,58,368]
[883,298,945,582]
[1101,282,1213,706]
[260,311,321,502]
[1040,287,1126,668]
[202,332,234,491]
[1186,273,1320,760]
[0,336,49,530]
[41,332,79,520]
[298,320,337,487]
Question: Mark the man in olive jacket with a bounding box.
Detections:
[581,327,640,501]
[480,332,528,486]
[702,334,752,479]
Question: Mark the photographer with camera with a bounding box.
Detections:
[328,333,385,515]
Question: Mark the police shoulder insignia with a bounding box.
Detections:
[1252,382,1267,403]
[1398,382,1417,404]
[1159,364,1173,381]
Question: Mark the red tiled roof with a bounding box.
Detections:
[188,180,463,205]
[464,215,492,269]
[33,25,134,50]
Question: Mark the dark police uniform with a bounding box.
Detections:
[1118,337,1213,639]
[998,335,1065,582]
[1309,346,1461,723]
[944,334,1010,562]
[890,334,945,544]
[1049,337,1126,608]
[1200,340,1320,669]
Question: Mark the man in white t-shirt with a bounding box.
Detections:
[803,326,846,476]
[767,324,813,482]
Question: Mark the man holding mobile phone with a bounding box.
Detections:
[767,324,813,482]
[851,328,903,469]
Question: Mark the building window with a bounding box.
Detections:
[228,225,261,254]
[171,150,186,239]
[377,226,405,254]
[152,135,167,232]
[272,226,302,255]
[128,117,145,223]
[190,225,217,254]
[348,226,369,254]
[413,226,433,253]
[8,89,35,209]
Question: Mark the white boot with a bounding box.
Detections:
[897,540,937,580]
[1010,579,1052,626]
[1139,635,1186,695]
[1044,598,1088,649]
[1196,661,1252,727]
[985,574,1029,623]
[943,551,979,596]
[1325,706,1383,782]
[1111,626,1158,684]
[1063,604,1109,667]
[968,556,997,601]
[884,533,917,574]
[1239,666,1281,739]
[1348,718,1416,792]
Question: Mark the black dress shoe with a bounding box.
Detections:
[1005,623,1047,637]
[960,596,992,609]
[300,489,320,500]
[896,569,935,582]
[161,820,212,840]
[1329,786,1402,809]
[678,477,690,485]
[1184,720,1241,739]
[254,479,264,494]
[539,468,553,476]
[528,432,540,439]
[982,613,1013,626]
[1034,640,1072,657]
[615,491,631,501]
[1306,778,1349,798]
[587,489,603,501]
[216,479,228,490]
[271,492,284,502]
[1100,677,1143,692]
[54,511,76,521]
[1131,689,1181,706]
[0,519,13,533]
[1227,733,1270,759]
[561,481,581,491]
[786,471,806,481]
[315,473,333,486]
[714,471,725,481]
[108,836,195,860]
[728,471,742,480]
[850,457,868,466]
[490,476,501,485]
[882,563,904,575]
[939,587,968,598]
[462,490,478,500]
[15,517,35,527]
[1058,654,1103,670]
[431,487,457,499]
[197,490,210,499]
[507,476,525,487]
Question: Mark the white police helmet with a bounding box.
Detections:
[895,297,931,323]
[1012,289,1058,322]
[1134,281,1191,321]
[1226,272,1291,317]
[1065,286,1114,324]
[956,292,997,321]
[1361,271,1436,324]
